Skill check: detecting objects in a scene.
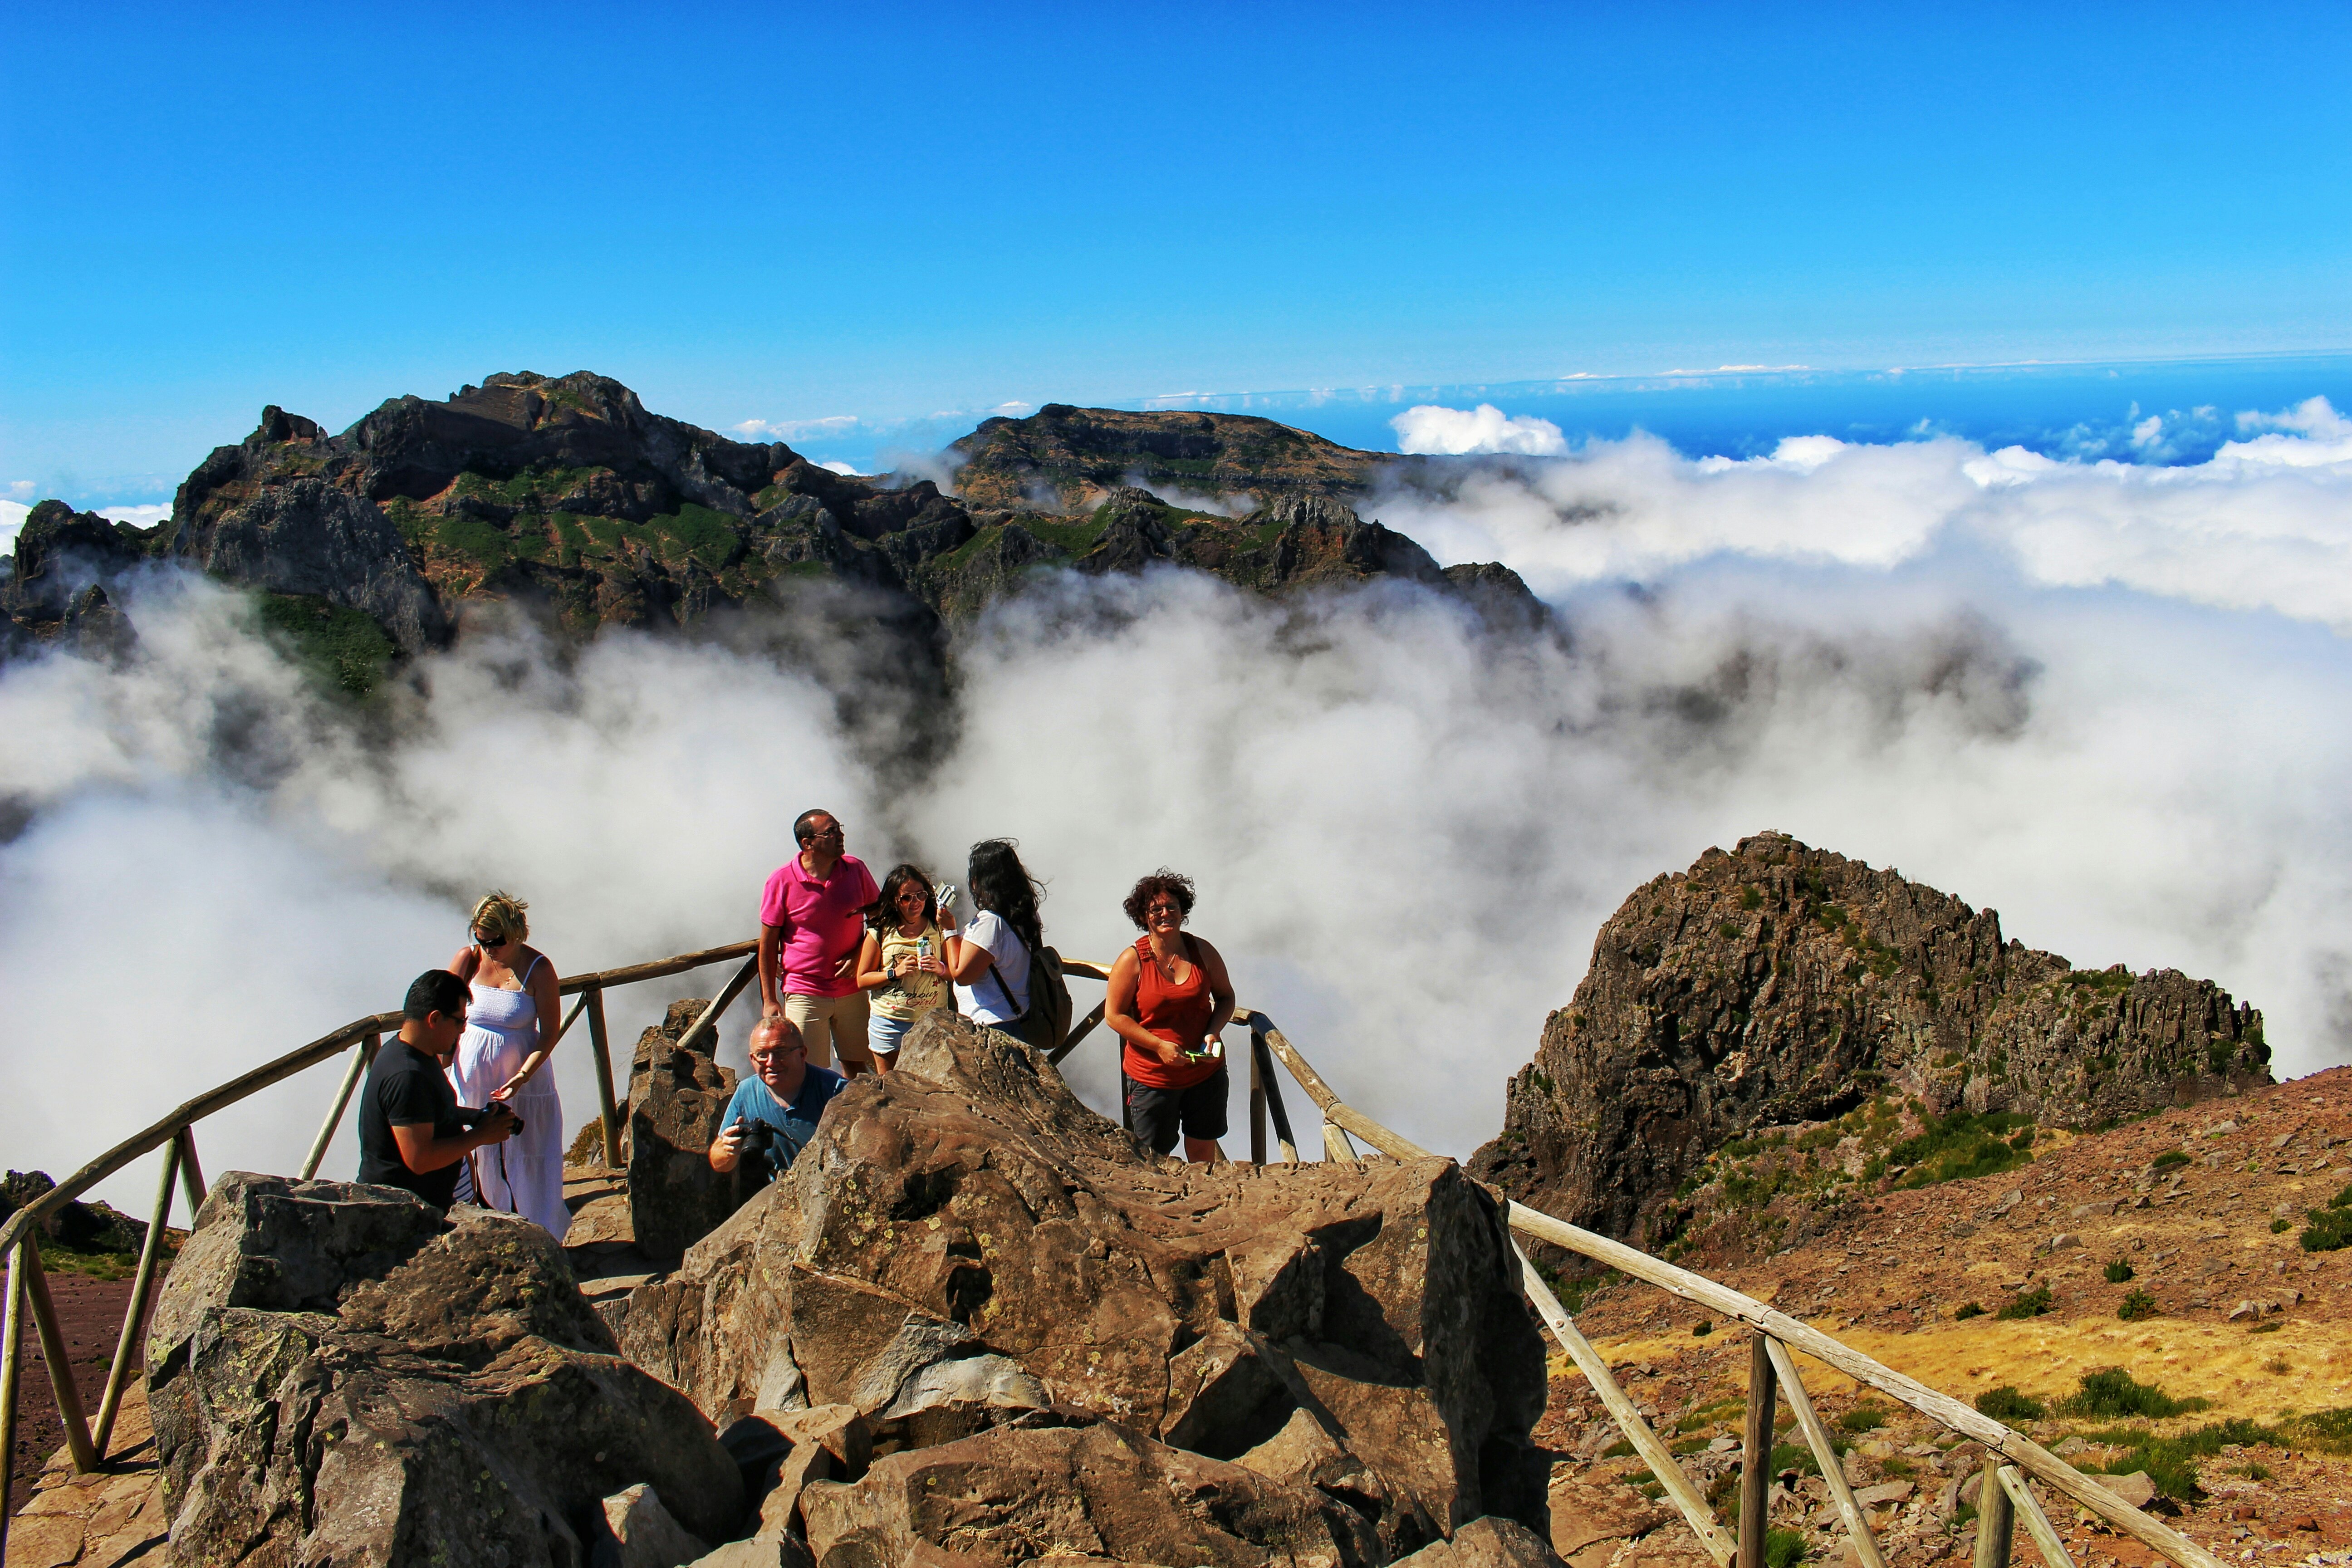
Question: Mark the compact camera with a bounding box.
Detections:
[456,1103,525,1135]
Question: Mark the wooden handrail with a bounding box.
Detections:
[0,938,761,1261]
[1236,1012,2224,1568]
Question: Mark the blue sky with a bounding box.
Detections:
[5,1,2349,506]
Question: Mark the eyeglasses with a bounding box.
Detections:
[801,823,845,843]
[1144,903,1183,918]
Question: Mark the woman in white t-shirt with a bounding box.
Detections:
[946,839,1043,1031]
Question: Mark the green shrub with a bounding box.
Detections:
[2118,1289,2159,1321]
[1996,1285,2054,1321]
[1888,1110,2038,1189]
[1692,1320,1712,1336]
[1766,1528,1808,1568]
[2153,1150,2190,1170]
[1770,1441,1819,1477]
[1603,1439,1636,1459]
[1975,1386,2046,1422]
[2104,1259,2135,1283]
[2061,1367,2209,1420]
[2272,1217,2293,1234]
[2286,1408,2352,1454]
[2077,1418,2280,1501]
[1838,1404,1887,1433]
[2301,1208,2352,1252]
[1954,1301,1987,1320]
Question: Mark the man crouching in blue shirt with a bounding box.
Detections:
[709,1014,844,1186]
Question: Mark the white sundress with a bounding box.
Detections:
[447,954,569,1240]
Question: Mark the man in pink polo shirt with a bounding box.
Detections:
[759,808,881,1075]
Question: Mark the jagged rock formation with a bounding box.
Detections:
[625,998,739,1265]
[949,402,1394,513]
[6,376,1541,683]
[1469,831,2270,1250]
[623,1009,1549,1560]
[147,1171,741,1566]
[0,500,150,659]
[0,1168,155,1256]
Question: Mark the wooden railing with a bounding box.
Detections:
[0,937,760,1542]
[2,945,2226,1568]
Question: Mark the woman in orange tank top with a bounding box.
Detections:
[1104,869,1235,1162]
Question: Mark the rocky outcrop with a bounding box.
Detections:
[797,1420,1386,1566]
[172,464,449,651]
[949,403,1395,513]
[0,500,154,658]
[147,1171,741,1566]
[1470,832,2270,1252]
[0,1168,157,1256]
[12,380,1544,681]
[626,998,740,1265]
[623,1009,1549,1558]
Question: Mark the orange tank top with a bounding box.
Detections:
[1124,934,1218,1090]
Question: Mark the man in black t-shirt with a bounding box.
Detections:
[358,970,519,1209]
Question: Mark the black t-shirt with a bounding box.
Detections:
[357,1039,465,1209]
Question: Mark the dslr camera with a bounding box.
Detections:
[456,1102,525,1135]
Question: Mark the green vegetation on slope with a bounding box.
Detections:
[255,593,397,697]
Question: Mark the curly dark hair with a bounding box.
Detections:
[1122,869,1196,930]
[967,839,1044,951]
[867,863,938,932]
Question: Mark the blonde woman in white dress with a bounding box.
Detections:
[446,892,569,1238]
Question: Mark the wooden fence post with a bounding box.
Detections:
[0,1239,26,1557]
[1740,1331,1777,1568]
[93,1136,182,1459]
[300,1034,378,1181]
[22,1243,98,1473]
[1764,1337,1886,1568]
[175,1127,207,1215]
[1997,1466,2074,1568]
[1974,1458,2015,1568]
[587,988,621,1169]
[1249,1035,1267,1166]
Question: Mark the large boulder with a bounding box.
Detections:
[796,1420,1384,1567]
[624,1011,1548,1557]
[147,1171,742,1566]
[627,998,740,1264]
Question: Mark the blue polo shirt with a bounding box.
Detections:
[720,1066,844,1180]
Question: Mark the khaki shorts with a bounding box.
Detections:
[785,990,872,1072]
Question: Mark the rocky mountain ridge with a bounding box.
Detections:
[1470,831,2270,1257]
[2,373,1534,690]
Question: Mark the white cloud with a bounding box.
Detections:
[12,392,2352,1213]
[819,460,862,476]
[1392,403,1570,457]
[2218,396,2352,467]
[0,498,25,554]
[734,415,860,443]
[101,503,172,529]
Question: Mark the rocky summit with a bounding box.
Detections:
[623,1008,1552,1563]
[1470,831,2269,1257]
[3,373,1539,690]
[132,1010,1557,1566]
[948,402,1395,513]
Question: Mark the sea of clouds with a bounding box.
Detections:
[7,397,2352,1214]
